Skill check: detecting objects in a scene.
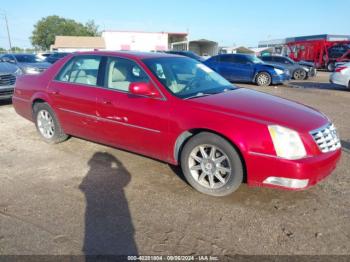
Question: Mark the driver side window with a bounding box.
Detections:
[106,57,150,92]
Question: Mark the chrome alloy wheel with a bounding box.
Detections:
[188,144,232,189]
[257,74,270,86]
[37,110,55,139]
[294,69,306,80]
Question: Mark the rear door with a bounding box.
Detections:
[215,55,242,81]
[48,55,103,140]
[216,55,253,82]
[94,56,170,160]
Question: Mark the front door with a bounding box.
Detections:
[94,56,169,160]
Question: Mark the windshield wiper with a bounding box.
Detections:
[183,88,234,100]
[183,92,214,100]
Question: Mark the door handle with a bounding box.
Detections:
[51,89,60,95]
[102,99,112,105]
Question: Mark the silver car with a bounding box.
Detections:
[0,62,22,100]
[330,62,350,89]
[0,53,51,75]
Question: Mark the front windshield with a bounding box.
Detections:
[185,51,203,60]
[285,57,295,64]
[14,54,41,63]
[248,55,264,64]
[143,57,236,99]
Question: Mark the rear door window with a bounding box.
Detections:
[261,56,272,62]
[220,55,249,64]
[56,56,102,86]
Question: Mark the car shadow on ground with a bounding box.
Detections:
[288,81,349,91]
[0,99,12,106]
[341,140,350,154]
[79,152,138,256]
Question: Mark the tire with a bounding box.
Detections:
[33,102,68,144]
[180,132,244,197]
[255,72,272,87]
[327,62,335,72]
[293,69,307,80]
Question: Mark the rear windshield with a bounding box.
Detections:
[14,55,41,63]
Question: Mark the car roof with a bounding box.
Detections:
[217,53,251,57]
[71,51,182,60]
[12,53,36,56]
[261,55,287,58]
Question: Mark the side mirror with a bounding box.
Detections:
[129,82,161,99]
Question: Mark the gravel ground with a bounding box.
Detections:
[0,72,349,256]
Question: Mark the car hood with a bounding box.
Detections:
[18,62,51,69]
[256,63,286,71]
[0,62,19,74]
[191,88,328,132]
[263,62,291,69]
[298,60,315,68]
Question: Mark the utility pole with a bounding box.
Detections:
[0,11,12,52]
[4,14,12,52]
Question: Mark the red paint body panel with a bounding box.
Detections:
[12,51,342,190]
[247,149,341,188]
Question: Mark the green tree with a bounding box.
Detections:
[85,20,100,36]
[30,15,100,50]
[10,46,23,52]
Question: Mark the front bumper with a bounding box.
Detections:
[0,85,14,100]
[246,149,341,190]
[271,73,291,85]
[308,67,317,77]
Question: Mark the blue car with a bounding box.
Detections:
[204,54,290,86]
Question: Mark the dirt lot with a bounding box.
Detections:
[0,71,349,256]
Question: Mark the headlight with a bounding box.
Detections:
[23,67,40,75]
[268,125,306,160]
[14,68,23,76]
[274,68,284,75]
[302,66,310,72]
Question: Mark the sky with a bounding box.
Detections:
[0,0,349,49]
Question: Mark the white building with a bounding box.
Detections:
[102,30,188,52]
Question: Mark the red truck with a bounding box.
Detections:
[285,35,350,71]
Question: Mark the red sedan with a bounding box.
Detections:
[12,51,341,196]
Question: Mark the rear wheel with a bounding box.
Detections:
[293,69,307,80]
[255,72,271,86]
[327,62,335,72]
[33,102,68,144]
[180,132,243,197]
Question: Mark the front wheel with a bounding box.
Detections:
[255,72,272,87]
[327,62,335,72]
[33,102,69,144]
[180,132,244,197]
[293,69,307,80]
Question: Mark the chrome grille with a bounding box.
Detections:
[310,123,341,153]
[0,74,16,86]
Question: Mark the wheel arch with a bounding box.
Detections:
[253,70,271,82]
[174,128,247,182]
[30,95,62,129]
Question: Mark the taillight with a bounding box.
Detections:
[335,66,348,73]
